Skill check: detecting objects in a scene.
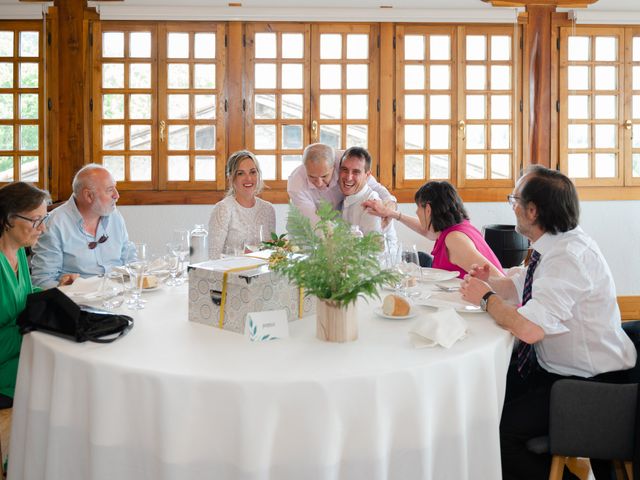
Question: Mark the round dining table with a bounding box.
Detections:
[9,282,513,480]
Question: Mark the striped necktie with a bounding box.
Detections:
[516,250,541,379]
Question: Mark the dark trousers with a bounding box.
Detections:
[500,363,625,480]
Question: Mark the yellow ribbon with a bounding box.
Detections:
[299,287,304,319]
[219,263,265,329]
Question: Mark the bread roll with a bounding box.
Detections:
[142,275,158,289]
[382,294,411,317]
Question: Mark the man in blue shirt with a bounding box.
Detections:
[31,164,134,288]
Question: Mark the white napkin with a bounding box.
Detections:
[58,276,104,299]
[147,257,170,274]
[409,308,468,349]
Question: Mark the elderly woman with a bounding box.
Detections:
[208,150,276,259]
[364,180,503,278]
[0,182,75,408]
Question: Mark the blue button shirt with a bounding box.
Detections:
[31,196,135,288]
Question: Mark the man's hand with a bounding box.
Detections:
[467,263,491,282]
[57,273,79,286]
[460,275,492,306]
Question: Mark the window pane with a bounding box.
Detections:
[256,154,276,180]
[0,126,13,150]
[130,63,151,88]
[195,94,216,119]
[255,124,276,149]
[194,64,215,89]
[568,153,589,178]
[168,64,189,89]
[346,34,368,59]
[0,63,13,88]
[131,155,151,181]
[429,95,450,120]
[19,63,38,88]
[129,94,151,119]
[595,153,616,177]
[320,64,341,90]
[430,154,449,179]
[255,63,276,89]
[168,33,189,59]
[346,64,368,89]
[404,95,425,120]
[634,125,640,148]
[634,67,640,90]
[0,32,13,57]
[594,66,616,90]
[194,33,216,59]
[490,125,510,149]
[466,95,486,120]
[595,37,617,62]
[634,96,640,120]
[195,125,215,150]
[282,125,302,149]
[319,125,340,148]
[130,32,151,58]
[568,124,589,148]
[466,125,485,149]
[594,95,616,119]
[168,125,189,150]
[490,95,511,120]
[430,35,450,61]
[404,154,424,179]
[20,125,37,150]
[20,155,37,181]
[282,33,303,59]
[491,36,511,61]
[168,155,189,181]
[405,35,424,61]
[634,37,640,62]
[103,32,124,58]
[282,94,303,119]
[103,155,124,181]
[466,154,485,179]
[102,125,123,150]
[255,33,276,59]
[568,66,589,90]
[404,65,424,90]
[491,66,510,90]
[429,65,449,90]
[281,64,303,89]
[633,154,640,177]
[320,34,341,59]
[568,95,589,119]
[594,124,616,148]
[568,36,590,61]
[346,125,367,148]
[20,94,38,119]
[103,64,124,89]
[491,154,510,179]
[466,35,486,61]
[255,94,276,119]
[0,156,13,181]
[169,94,189,119]
[19,32,38,57]
[320,94,341,119]
[195,155,216,180]
[466,66,486,90]
[282,154,302,178]
[103,94,124,119]
[130,125,151,150]
[346,95,368,119]
[0,94,12,119]
[429,125,449,149]
[404,125,424,150]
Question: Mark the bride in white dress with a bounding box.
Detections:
[208,150,276,259]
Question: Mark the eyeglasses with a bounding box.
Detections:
[506,194,521,207]
[12,213,49,229]
[88,234,109,250]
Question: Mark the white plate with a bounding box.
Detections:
[141,285,161,292]
[374,307,417,320]
[419,268,459,283]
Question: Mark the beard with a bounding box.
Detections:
[92,200,116,216]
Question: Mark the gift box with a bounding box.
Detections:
[188,257,315,334]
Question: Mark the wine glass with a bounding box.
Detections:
[171,230,190,285]
[244,225,264,254]
[100,271,125,310]
[396,244,420,297]
[164,243,180,286]
[126,242,148,310]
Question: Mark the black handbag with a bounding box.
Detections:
[17,288,133,343]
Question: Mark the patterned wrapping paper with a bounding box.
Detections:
[188,262,316,334]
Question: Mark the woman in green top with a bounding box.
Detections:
[0,182,51,408]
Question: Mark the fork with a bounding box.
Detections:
[435,283,460,292]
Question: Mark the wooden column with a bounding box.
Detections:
[51,0,96,199]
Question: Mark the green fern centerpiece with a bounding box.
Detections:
[271,201,399,308]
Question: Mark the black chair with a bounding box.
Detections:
[418,251,433,268]
[526,321,640,480]
[483,224,529,268]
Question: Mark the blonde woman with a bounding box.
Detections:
[208,150,276,259]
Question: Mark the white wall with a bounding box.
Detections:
[119,200,640,295]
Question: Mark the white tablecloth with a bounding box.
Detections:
[9,284,513,480]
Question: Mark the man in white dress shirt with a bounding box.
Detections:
[338,147,397,252]
[460,165,636,480]
[287,143,395,224]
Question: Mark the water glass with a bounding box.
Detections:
[244,225,264,254]
[127,260,147,310]
[101,271,125,310]
[164,245,180,287]
[171,230,190,284]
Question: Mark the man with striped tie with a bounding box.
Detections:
[461,165,636,480]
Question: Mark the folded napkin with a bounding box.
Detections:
[409,308,468,349]
[58,276,104,299]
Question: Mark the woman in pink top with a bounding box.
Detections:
[364,181,504,278]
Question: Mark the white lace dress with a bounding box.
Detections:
[207,196,277,259]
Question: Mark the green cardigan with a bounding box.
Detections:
[0,248,35,398]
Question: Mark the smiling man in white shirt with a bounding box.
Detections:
[461,165,636,480]
[287,143,395,225]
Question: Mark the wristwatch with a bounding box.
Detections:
[480,291,496,312]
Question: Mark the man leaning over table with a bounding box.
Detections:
[338,146,398,253]
[460,165,636,480]
[287,143,396,224]
[31,164,134,289]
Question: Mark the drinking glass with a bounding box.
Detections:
[401,244,421,287]
[244,225,264,254]
[101,271,125,310]
[171,230,190,284]
[164,244,180,286]
[126,242,148,310]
